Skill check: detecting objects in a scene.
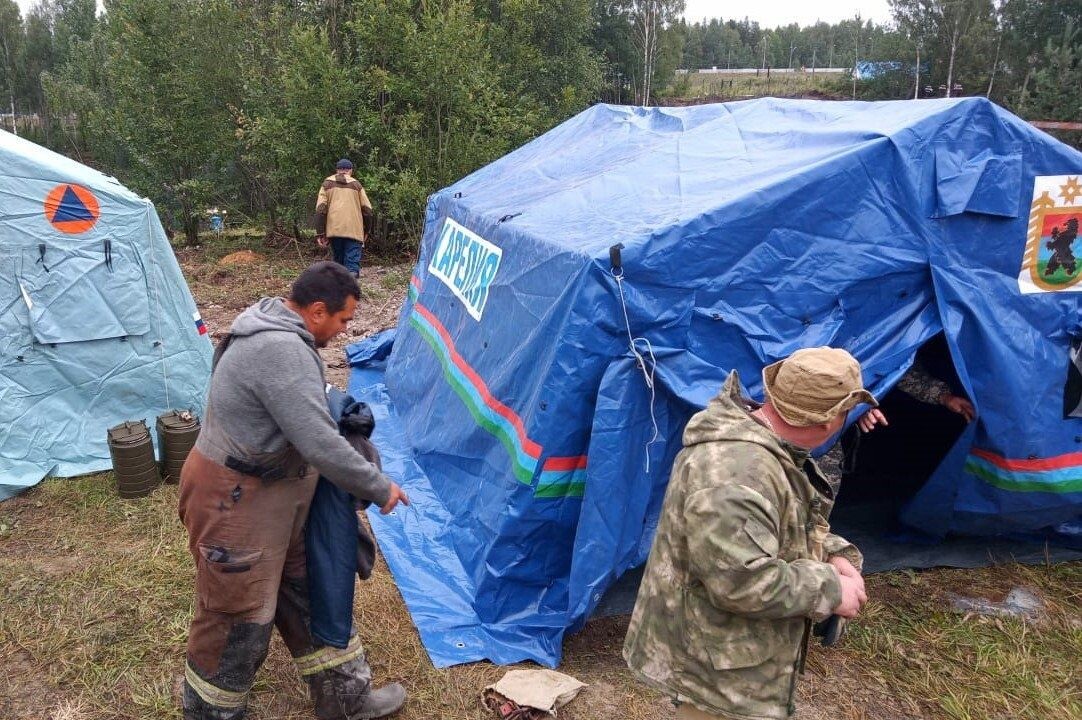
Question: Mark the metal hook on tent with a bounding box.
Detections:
[103,239,113,271]
[36,243,50,272]
[497,212,521,223]
[609,243,624,278]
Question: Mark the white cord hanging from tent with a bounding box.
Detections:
[610,244,660,473]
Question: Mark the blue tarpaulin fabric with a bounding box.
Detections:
[0,130,211,498]
[349,98,1082,668]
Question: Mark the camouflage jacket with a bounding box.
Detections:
[623,371,862,720]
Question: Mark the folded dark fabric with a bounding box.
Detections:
[337,398,376,438]
[306,387,381,649]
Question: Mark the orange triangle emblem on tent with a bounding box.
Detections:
[44,183,100,234]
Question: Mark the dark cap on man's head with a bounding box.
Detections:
[335,158,353,170]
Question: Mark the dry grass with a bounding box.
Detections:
[801,564,1082,720]
[668,71,846,102]
[0,476,667,720]
[2,475,1079,720]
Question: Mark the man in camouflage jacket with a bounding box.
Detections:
[624,347,873,720]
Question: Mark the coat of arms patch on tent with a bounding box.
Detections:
[1018,175,1082,293]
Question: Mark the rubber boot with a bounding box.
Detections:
[349,683,406,720]
[182,681,247,720]
[308,654,406,719]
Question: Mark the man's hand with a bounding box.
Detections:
[829,555,865,596]
[939,392,975,422]
[833,571,867,618]
[316,234,328,248]
[857,408,888,433]
[829,556,863,581]
[380,482,410,514]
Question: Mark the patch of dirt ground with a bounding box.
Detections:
[0,648,77,720]
[182,239,409,388]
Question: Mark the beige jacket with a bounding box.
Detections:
[315,173,372,242]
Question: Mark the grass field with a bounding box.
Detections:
[666,71,847,102]
[1,474,1079,720]
[1,236,1080,720]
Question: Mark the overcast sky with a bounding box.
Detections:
[15,0,894,30]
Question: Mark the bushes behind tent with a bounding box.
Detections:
[33,0,600,251]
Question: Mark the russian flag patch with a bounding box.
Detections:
[193,311,208,335]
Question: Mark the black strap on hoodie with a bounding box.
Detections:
[211,333,235,372]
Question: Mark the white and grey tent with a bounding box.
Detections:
[0,130,212,498]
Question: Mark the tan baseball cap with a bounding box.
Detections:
[762,347,877,427]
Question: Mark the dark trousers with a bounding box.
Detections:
[329,237,362,276]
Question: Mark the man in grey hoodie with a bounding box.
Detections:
[178,262,409,720]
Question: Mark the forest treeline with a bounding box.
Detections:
[1,1,1077,245]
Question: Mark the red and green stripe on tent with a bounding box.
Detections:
[407,275,587,498]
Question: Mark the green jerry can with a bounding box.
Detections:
[107,420,161,499]
[156,410,201,484]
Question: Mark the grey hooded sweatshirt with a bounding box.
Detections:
[193,297,391,506]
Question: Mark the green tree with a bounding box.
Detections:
[343,0,544,237]
[46,0,250,243]
[1000,0,1081,102]
[221,0,556,243]
[482,0,602,120]
[592,0,638,102]
[20,4,56,122]
[629,0,685,104]
[890,0,997,97]
[593,0,684,104]
[0,0,22,133]
[49,0,98,68]
[1015,21,1081,149]
[236,22,367,235]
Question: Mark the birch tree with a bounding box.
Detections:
[628,0,684,105]
[890,0,995,97]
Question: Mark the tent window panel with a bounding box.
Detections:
[18,239,151,344]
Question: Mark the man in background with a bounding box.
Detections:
[315,158,372,277]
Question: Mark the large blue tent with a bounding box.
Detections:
[349,97,1082,667]
[0,130,212,498]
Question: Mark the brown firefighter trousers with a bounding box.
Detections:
[178,447,365,717]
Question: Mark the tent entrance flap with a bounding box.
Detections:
[831,387,968,545]
[835,331,970,529]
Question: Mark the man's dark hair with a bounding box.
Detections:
[289,261,361,313]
